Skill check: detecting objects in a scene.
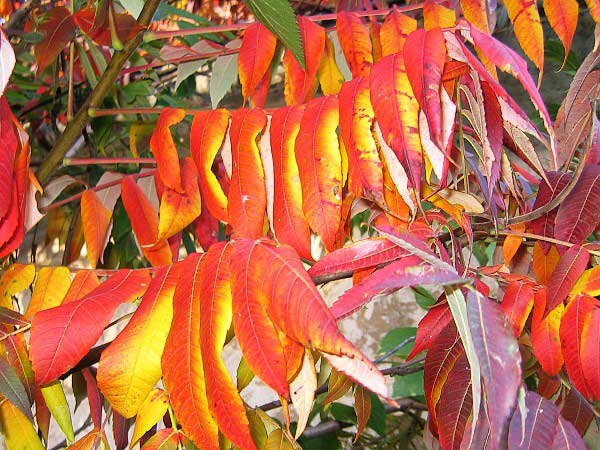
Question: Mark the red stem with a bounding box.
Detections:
[144,4,424,41]
[42,169,156,213]
[65,158,156,165]
[89,106,279,117]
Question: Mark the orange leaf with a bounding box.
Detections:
[317,37,345,95]
[460,0,490,33]
[141,428,181,450]
[157,157,202,241]
[162,254,219,450]
[369,20,382,63]
[370,53,422,191]
[532,242,560,285]
[339,77,384,203]
[354,386,371,441]
[190,109,230,222]
[198,243,258,450]
[380,9,417,57]
[25,266,71,318]
[121,176,172,266]
[238,23,278,103]
[231,240,290,398]
[67,428,108,450]
[30,270,150,385]
[580,308,600,400]
[533,289,564,376]
[503,224,526,266]
[585,0,600,24]
[423,0,456,29]
[228,108,268,239]
[543,0,579,63]
[233,239,388,399]
[61,270,100,304]
[296,96,342,251]
[270,106,312,260]
[97,265,179,418]
[149,108,185,193]
[283,17,325,106]
[336,12,373,78]
[80,190,112,268]
[560,294,595,399]
[503,0,544,74]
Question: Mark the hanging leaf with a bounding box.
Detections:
[0,399,44,450]
[580,308,600,401]
[353,386,372,441]
[543,0,579,64]
[503,0,544,74]
[30,270,150,385]
[336,12,373,78]
[41,380,74,443]
[380,9,417,57]
[80,190,112,268]
[501,281,534,337]
[210,40,240,108]
[317,36,345,95]
[149,108,185,193]
[130,388,170,447]
[0,28,15,96]
[460,0,489,33]
[239,23,277,102]
[34,7,77,72]
[25,266,71,318]
[290,350,317,438]
[546,245,590,314]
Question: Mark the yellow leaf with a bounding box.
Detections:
[0,264,35,309]
[290,350,316,439]
[25,266,71,318]
[317,37,344,95]
[571,266,600,297]
[131,388,170,447]
[0,399,44,450]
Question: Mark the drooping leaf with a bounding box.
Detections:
[531,289,564,376]
[529,172,572,249]
[210,40,240,108]
[243,0,303,67]
[0,355,33,422]
[239,23,278,103]
[98,264,178,418]
[338,77,384,203]
[0,28,15,96]
[407,303,452,360]
[290,350,317,438]
[546,245,590,314]
[141,428,181,450]
[190,109,230,222]
[0,399,44,450]
[559,388,594,436]
[162,253,219,449]
[80,190,112,268]
[460,0,490,33]
[157,157,202,241]
[554,166,600,246]
[232,239,388,399]
[560,294,595,399]
[543,0,579,63]
[228,108,268,238]
[501,281,534,337]
[466,290,521,450]
[130,388,170,447]
[40,380,74,443]
[30,270,150,385]
[34,7,77,72]
[580,308,600,401]
[336,12,373,78]
[283,16,325,106]
[197,243,257,450]
[503,0,544,74]
[295,96,342,251]
[353,386,372,442]
[380,9,417,57]
[149,108,185,193]
[81,368,102,428]
[317,36,345,95]
[370,53,422,192]
[270,106,312,260]
[323,369,353,404]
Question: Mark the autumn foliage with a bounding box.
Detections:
[0,0,599,449]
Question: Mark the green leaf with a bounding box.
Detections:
[175,59,206,92]
[413,287,437,309]
[366,394,386,436]
[0,355,33,422]
[392,371,424,398]
[330,403,356,424]
[210,42,240,108]
[243,0,304,69]
[378,327,416,359]
[41,380,75,444]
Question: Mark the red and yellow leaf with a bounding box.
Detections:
[141,428,181,450]
[157,157,202,241]
[149,108,185,193]
[0,263,35,309]
[190,109,230,222]
[570,266,600,297]
[295,96,342,251]
[460,0,490,33]
[238,23,278,103]
[81,190,112,268]
[130,388,169,447]
[198,243,257,450]
[543,0,579,63]
[97,265,178,418]
[585,0,600,24]
[503,0,544,74]
[25,266,71,318]
[336,12,373,78]
[423,0,456,29]
[270,106,312,260]
[34,7,77,73]
[380,9,416,57]
[283,17,325,106]
[162,253,219,450]
[61,270,100,304]
[532,289,564,376]
[500,281,534,337]
[353,386,372,442]
[546,245,589,314]
[67,428,108,450]
[338,77,384,203]
[580,308,600,400]
[228,108,268,239]
[532,242,560,285]
[30,270,150,385]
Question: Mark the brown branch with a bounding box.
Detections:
[35,0,163,185]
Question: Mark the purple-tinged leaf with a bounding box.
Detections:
[551,416,587,450]
[546,245,590,314]
[0,355,33,421]
[508,391,559,450]
[467,291,521,450]
[558,388,594,436]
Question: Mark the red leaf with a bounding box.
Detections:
[228,108,268,239]
[501,281,534,336]
[295,96,342,251]
[34,7,77,72]
[81,190,112,268]
[404,28,446,150]
[270,106,312,260]
[30,270,150,385]
[198,243,258,450]
[149,108,185,193]
[238,23,277,103]
[560,294,596,399]
[529,172,572,249]
[407,303,452,360]
[338,77,384,203]
[466,291,521,449]
[558,388,594,436]
[190,109,230,222]
[0,98,17,220]
[162,254,219,449]
[554,166,600,245]
[532,289,564,376]
[308,237,408,280]
[81,369,102,429]
[336,12,373,78]
[546,245,590,314]
[331,257,462,320]
[283,17,325,106]
[580,308,600,401]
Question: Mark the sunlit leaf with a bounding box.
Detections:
[546,245,589,314]
[41,380,74,443]
[290,350,316,438]
[380,9,416,57]
[239,23,277,103]
[531,289,564,376]
[0,399,44,450]
[0,355,32,422]
[503,0,544,74]
[130,388,169,447]
[149,108,185,193]
[336,12,373,78]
